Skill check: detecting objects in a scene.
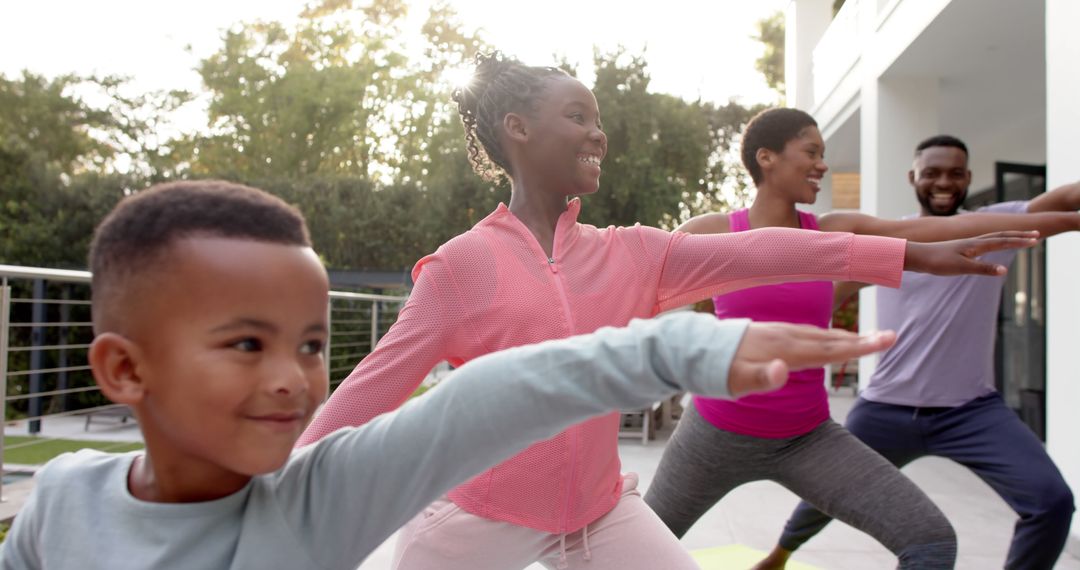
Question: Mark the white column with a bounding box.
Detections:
[785,0,834,110]
[857,75,939,390]
[1045,0,1080,545]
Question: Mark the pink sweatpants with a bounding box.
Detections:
[391,473,700,570]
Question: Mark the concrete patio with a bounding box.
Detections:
[3,394,1077,568]
[356,393,1080,569]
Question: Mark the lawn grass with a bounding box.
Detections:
[3,436,143,465]
[1,389,436,466]
[411,384,431,398]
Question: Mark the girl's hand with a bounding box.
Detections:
[903,231,1039,276]
[727,323,897,398]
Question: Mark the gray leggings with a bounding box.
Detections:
[643,406,957,569]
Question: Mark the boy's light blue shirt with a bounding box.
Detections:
[0,313,748,570]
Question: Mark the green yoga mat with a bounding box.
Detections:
[690,545,822,570]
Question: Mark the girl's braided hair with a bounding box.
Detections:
[451,52,569,182]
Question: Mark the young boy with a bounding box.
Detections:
[0,181,896,569]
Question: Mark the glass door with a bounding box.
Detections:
[968,162,1047,439]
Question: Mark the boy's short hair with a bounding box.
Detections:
[89,180,311,333]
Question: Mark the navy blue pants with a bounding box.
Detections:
[779,393,1074,570]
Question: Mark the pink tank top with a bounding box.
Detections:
[693,209,835,438]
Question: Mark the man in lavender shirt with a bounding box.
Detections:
[756,135,1080,570]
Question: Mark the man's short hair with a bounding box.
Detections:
[89,180,311,332]
[915,135,969,158]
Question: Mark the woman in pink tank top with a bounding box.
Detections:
[298,56,1048,569]
[644,108,1077,570]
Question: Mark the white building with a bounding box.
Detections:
[785,0,1079,549]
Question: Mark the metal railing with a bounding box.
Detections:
[0,264,406,500]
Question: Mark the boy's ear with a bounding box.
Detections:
[503,112,529,143]
[88,333,146,405]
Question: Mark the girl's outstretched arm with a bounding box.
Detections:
[650,226,1035,313]
[296,257,464,447]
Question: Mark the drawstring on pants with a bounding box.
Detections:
[556,523,592,569]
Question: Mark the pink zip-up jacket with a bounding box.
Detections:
[297,199,905,534]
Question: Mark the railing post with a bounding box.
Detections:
[57,286,70,412]
[29,279,44,434]
[0,278,11,502]
[324,301,333,386]
[370,301,380,350]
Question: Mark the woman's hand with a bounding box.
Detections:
[727,323,897,397]
[903,231,1039,276]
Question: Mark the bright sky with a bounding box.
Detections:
[1,0,785,130]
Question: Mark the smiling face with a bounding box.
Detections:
[127,236,330,480]
[760,126,829,205]
[911,145,971,216]
[518,76,608,196]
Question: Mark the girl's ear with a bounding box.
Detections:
[88,333,147,406]
[503,112,529,143]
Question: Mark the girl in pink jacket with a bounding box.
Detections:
[297,54,1033,570]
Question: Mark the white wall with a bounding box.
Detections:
[1045,0,1080,546]
[785,0,833,110]
[963,120,1047,193]
[857,76,939,387]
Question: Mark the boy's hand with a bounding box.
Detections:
[904,231,1039,276]
[727,324,897,398]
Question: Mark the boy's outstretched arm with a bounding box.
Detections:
[282,312,896,568]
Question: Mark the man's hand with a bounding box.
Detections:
[904,231,1039,276]
[727,323,897,397]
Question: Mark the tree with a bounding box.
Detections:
[183,0,486,185]
[0,72,171,267]
[175,0,498,270]
[753,11,785,98]
[2,3,764,272]
[579,50,759,229]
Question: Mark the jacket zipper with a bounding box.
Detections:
[547,216,580,533]
[504,205,581,532]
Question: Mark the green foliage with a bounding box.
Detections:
[2,1,764,271]
[0,72,116,176]
[833,295,859,332]
[0,172,130,268]
[182,0,485,184]
[170,0,506,269]
[583,50,759,228]
[0,72,162,267]
[753,11,785,98]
